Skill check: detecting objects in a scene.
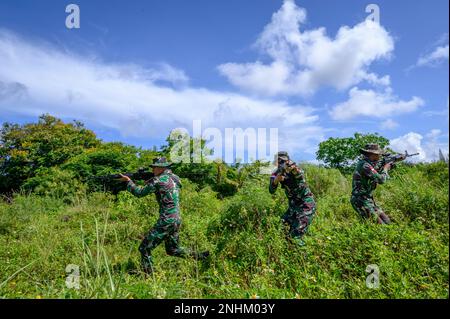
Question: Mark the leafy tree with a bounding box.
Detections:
[161,130,241,197]
[62,142,160,192]
[22,167,87,203]
[0,114,99,193]
[161,130,215,186]
[316,133,390,171]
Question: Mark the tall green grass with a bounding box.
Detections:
[0,163,448,298]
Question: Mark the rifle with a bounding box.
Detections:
[90,167,154,194]
[106,167,154,181]
[275,160,295,177]
[380,150,419,169]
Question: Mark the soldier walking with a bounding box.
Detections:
[350,144,392,224]
[269,151,316,246]
[119,157,209,275]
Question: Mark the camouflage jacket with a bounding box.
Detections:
[127,169,182,222]
[269,160,315,203]
[351,157,389,198]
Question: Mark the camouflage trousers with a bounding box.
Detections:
[350,195,391,224]
[282,197,316,239]
[139,218,193,273]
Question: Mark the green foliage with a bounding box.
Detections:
[0,162,447,299]
[316,133,390,172]
[162,130,258,197]
[301,164,350,199]
[63,142,156,178]
[0,117,447,299]
[379,163,449,227]
[22,167,87,203]
[0,114,99,192]
[414,161,449,187]
[62,142,159,192]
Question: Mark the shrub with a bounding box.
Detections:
[22,167,86,203]
[301,164,350,199]
[0,114,99,192]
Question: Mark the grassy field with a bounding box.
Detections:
[0,162,448,299]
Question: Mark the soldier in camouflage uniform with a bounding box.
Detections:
[351,144,392,224]
[119,157,209,274]
[269,151,316,246]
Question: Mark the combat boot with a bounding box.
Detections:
[378,212,391,225]
[141,255,154,275]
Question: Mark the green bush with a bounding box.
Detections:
[379,165,449,227]
[0,162,448,299]
[22,167,86,203]
[415,161,449,187]
[316,133,390,172]
[0,114,99,193]
[302,164,350,199]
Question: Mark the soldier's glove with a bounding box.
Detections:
[275,174,285,183]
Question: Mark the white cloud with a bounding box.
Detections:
[417,44,449,67]
[422,109,449,117]
[0,29,325,162]
[389,130,449,162]
[422,98,449,124]
[145,63,190,86]
[380,119,399,130]
[408,34,449,69]
[218,0,394,97]
[329,87,424,120]
[390,133,426,161]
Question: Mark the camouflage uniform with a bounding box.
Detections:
[127,168,198,273]
[351,156,391,224]
[269,158,316,243]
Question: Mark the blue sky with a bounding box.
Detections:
[0,0,448,163]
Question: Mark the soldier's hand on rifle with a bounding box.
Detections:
[118,174,131,182]
[275,174,285,183]
[383,163,392,171]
